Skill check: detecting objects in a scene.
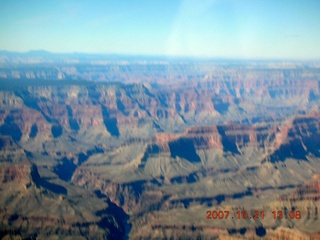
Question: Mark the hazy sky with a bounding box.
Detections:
[0,0,320,59]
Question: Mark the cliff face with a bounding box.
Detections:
[1,74,319,142]
[0,163,31,185]
[70,113,320,239]
[149,116,319,160]
[130,225,312,240]
[279,174,320,202]
[0,160,126,239]
[0,73,320,239]
[269,114,320,162]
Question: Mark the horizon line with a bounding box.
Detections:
[1,49,320,62]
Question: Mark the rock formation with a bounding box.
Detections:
[0,60,319,239]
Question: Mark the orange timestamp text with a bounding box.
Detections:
[206,210,301,220]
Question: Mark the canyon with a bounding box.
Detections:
[0,55,320,239]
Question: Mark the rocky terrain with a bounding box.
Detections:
[0,57,320,239]
[0,137,128,239]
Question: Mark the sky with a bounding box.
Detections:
[0,0,320,59]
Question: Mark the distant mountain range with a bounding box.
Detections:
[1,50,319,84]
[1,50,316,63]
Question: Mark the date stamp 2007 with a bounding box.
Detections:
[206,210,301,220]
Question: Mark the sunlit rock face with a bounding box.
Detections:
[0,63,320,239]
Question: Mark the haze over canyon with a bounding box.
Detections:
[0,52,320,239]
